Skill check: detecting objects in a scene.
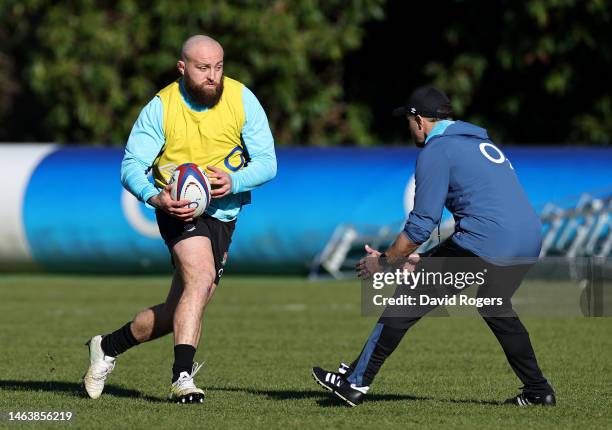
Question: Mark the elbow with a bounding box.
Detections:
[258,155,277,183]
[267,159,277,181]
[120,162,129,188]
[119,158,133,189]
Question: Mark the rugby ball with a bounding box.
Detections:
[169,163,211,217]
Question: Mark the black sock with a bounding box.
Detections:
[101,322,139,357]
[172,344,196,383]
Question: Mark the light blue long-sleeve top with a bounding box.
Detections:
[120,79,277,222]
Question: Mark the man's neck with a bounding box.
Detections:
[424,120,455,145]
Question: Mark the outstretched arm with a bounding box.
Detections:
[356,146,450,279]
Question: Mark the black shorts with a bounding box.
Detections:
[155,210,236,284]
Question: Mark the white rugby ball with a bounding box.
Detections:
[169,163,211,217]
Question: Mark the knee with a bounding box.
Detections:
[476,288,514,317]
[477,303,515,318]
[181,267,216,298]
[187,271,215,290]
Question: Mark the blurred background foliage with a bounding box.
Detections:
[0,0,610,145]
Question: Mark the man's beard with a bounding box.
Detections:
[183,74,224,107]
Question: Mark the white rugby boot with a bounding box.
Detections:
[83,335,116,399]
[169,362,206,404]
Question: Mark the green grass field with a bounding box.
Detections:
[1,275,611,429]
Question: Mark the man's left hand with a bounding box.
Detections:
[207,165,232,198]
[356,244,383,279]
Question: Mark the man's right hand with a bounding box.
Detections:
[402,253,421,273]
[147,184,196,222]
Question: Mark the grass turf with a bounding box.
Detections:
[0,275,610,429]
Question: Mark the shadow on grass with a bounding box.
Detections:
[0,380,166,403]
[207,386,420,407]
[0,380,500,407]
[207,386,500,407]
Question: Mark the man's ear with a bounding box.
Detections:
[177,60,186,75]
[415,115,423,130]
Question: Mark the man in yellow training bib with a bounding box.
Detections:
[83,35,277,404]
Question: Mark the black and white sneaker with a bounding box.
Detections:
[504,389,556,406]
[311,366,369,407]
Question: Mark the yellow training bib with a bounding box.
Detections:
[152,76,247,188]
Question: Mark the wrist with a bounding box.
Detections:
[147,195,160,209]
[378,252,392,270]
[229,173,238,194]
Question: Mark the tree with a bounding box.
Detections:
[425,0,612,144]
[0,0,384,145]
[344,0,611,145]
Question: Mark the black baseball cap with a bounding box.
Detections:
[392,86,452,118]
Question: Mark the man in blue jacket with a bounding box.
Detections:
[312,87,555,407]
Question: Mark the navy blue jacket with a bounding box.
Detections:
[403,120,542,265]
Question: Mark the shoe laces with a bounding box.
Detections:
[174,362,204,388]
[190,362,204,378]
[92,358,115,381]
